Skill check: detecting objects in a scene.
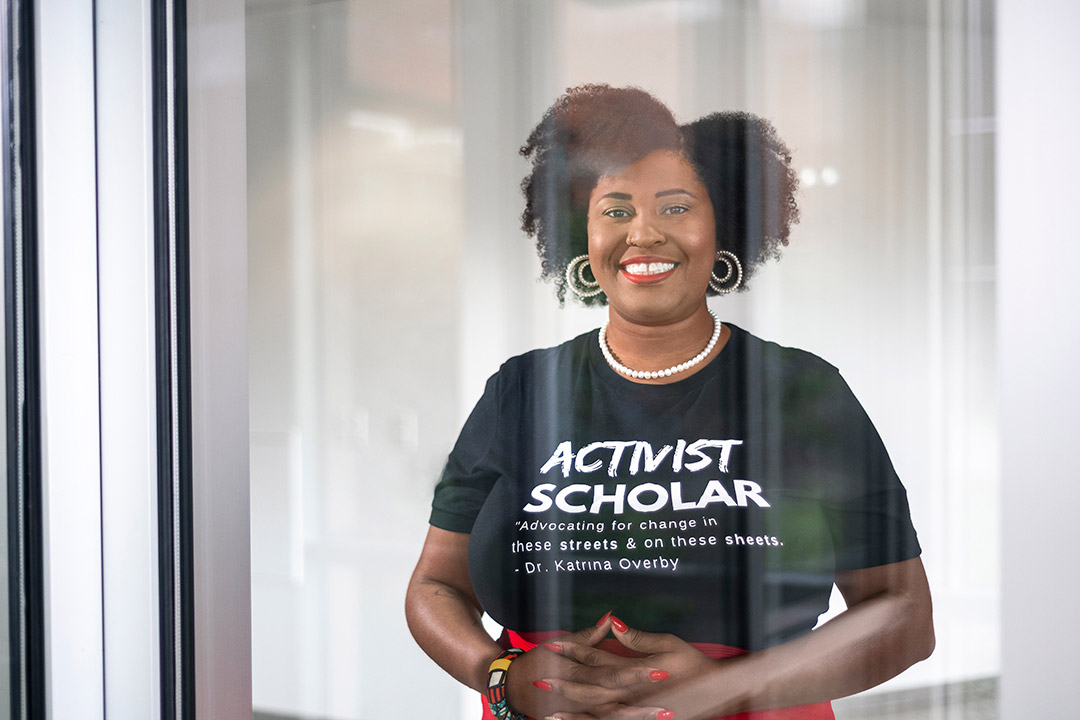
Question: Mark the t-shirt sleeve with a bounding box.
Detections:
[429,371,506,533]
[811,368,922,571]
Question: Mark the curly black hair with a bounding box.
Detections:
[680,112,800,289]
[520,85,800,305]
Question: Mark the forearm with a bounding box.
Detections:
[720,586,933,713]
[692,560,935,717]
[405,528,503,693]
[405,576,501,692]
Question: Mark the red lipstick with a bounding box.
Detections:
[620,256,678,284]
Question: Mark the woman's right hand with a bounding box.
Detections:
[406,531,673,719]
[503,615,674,720]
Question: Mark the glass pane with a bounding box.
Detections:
[247,2,464,717]
[247,1,997,718]
[1,0,14,713]
[0,117,8,720]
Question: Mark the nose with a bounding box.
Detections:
[626,215,665,247]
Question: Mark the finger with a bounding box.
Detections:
[545,702,634,720]
[574,704,674,720]
[540,674,669,707]
[535,676,618,706]
[615,710,676,720]
[610,618,677,655]
[545,704,674,720]
[545,661,668,690]
[597,707,675,720]
[555,613,616,649]
[546,639,642,669]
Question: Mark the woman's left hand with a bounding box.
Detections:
[543,557,936,719]
[537,616,728,720]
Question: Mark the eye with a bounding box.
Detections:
[602,207,633,219]
[661,204,690,215]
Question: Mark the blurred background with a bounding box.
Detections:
[245,1,998,718]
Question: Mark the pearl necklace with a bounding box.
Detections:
[598,310,722,380]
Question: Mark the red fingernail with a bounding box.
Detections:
[596,611,613,627]
[649,670,669,681]
[657,712,676,720]
[543,642,563,654]
[533,680,552,692]
[611,616,628,633]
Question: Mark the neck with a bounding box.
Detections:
[603,305,727,384]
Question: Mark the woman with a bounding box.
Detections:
[406,85,933,720]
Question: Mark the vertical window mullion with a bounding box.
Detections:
[4,0,45,717]
[34,0,104,716]
[153,0,195,718]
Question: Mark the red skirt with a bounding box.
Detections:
[480,630,834,720]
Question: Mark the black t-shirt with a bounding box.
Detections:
[430,325,920,651]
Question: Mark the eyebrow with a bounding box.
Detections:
[597,188,695,201]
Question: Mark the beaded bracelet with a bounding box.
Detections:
[486,648,528,720]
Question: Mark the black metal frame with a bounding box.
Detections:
[152,0,195,718]
[3,0,45,717]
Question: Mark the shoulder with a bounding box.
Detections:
[723,324,861,420]
[490,330,596,385]
[729,326,883,438]
[725,323,839,378]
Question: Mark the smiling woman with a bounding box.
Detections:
[406,85,933,720]
[587,150,717,330]
[519,87,799,311]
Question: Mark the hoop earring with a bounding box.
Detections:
[565,255,603,298]
[709,250,743,295]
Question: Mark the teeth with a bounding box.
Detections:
[623,262,676,276]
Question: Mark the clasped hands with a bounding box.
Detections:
[504,612,723,720]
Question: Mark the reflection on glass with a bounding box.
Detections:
[248,2,462,717]
[0,104,8,717]
[2,0,13,714]
[247,2,996,719]
[0,175,8,716]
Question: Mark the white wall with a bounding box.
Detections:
[998,0,1080,715]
